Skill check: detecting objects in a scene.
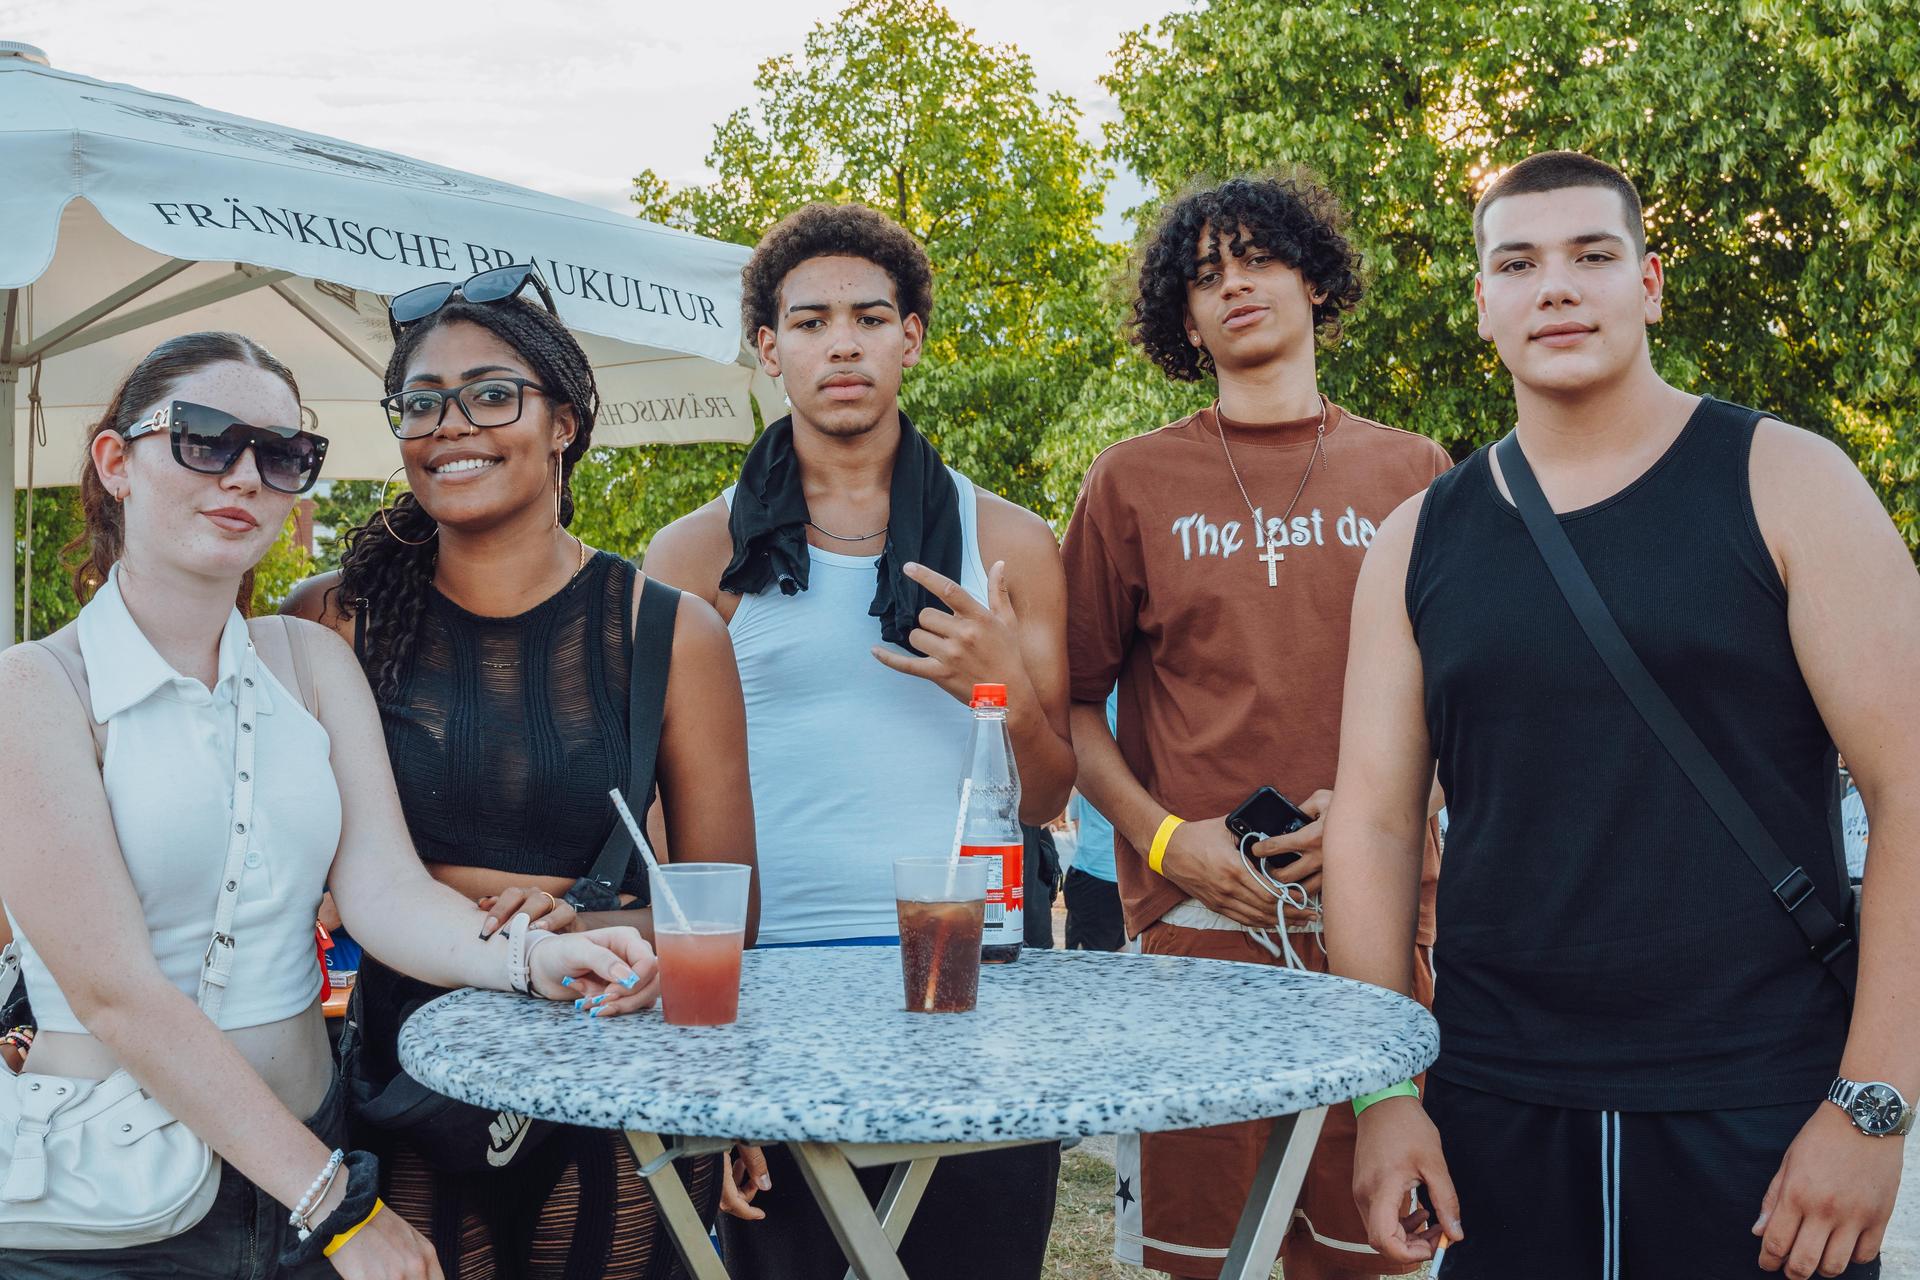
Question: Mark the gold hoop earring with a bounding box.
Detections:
[379,464,437,547]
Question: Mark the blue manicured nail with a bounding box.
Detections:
[593,992,609,1005]
[574,997,586,1011]
[619,972,638,990]
[589,1006,602,1018]
[560,976,572,987]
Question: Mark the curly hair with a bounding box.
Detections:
[741,203,934,338]
[1131,175,1365,382]
[334,296,600,702]
[67,331,299,612]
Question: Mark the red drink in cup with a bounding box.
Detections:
[656,927,746,1026]
[894,857,989,1013]
[650,863,752,1027]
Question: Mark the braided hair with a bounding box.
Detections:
[336,297,600,702]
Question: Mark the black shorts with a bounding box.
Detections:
[1063,867,1125,951]
[1425,1075,1881,1278]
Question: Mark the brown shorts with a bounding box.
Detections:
[1117,922,1434,1279]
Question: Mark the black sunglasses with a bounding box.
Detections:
[123,400,329,495]
[379,375,550,439]
[387,264,558,338]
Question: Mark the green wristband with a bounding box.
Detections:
[1351,1079,1420,1117]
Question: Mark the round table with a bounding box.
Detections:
[402,947,1436,1280]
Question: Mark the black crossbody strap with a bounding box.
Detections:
[581,570,682,897]
[1495,431,1857,999]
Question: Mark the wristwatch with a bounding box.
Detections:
[1826,1077,1916,1137]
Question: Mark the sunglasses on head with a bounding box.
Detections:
[387,264,558,338]
[122,401,329,495]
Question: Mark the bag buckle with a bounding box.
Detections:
[1771,867,1817,914]
[1813,922,1856,966]
[202,932,235,977]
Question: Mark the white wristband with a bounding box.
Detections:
[503,912,533,995]
[520,928,561,997]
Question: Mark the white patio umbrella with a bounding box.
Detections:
[1,41,780,645]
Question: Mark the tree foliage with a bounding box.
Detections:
[1091,0,1918,548]
[597,0,1122,549]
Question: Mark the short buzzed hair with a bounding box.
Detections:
[1473,151,1645,257]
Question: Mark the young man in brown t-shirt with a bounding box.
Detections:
[1061,176,1449,1280]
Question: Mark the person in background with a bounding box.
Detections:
[1064,691,1126,952]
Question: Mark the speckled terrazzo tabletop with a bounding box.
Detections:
[398,947,1437,1144]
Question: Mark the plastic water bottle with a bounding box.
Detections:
[960,682,1023,963]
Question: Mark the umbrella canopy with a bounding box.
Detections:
[1,42,779,643]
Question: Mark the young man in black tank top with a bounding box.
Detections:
[1324,151,1919,1278]
[645,203,1074,1280]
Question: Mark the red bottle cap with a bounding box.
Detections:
[971,683,1008,707]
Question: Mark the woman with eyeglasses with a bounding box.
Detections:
[283,268,759,1279]
[0,331,662,1280]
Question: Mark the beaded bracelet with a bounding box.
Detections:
[280,1150,379,1268]
[288,1147,345,1239]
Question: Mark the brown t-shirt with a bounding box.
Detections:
[1062,400,1451,940]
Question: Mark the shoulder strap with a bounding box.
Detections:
[247,615,320,718]
[582,569,683,897]
[28,625,105,764]
[1494,431,1857,999]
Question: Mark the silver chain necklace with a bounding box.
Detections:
[1215,397,1328,587]
[806,518,889,543]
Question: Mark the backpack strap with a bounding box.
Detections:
[568,569,682,911]
[1495,428,1858,1000]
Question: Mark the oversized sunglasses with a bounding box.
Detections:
[378,376,549,439]
[387,264,558,338]
[123,400,329,495]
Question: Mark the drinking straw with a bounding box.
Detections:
[609,788,691,933]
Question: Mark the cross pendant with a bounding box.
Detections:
[1260,542,1285,587]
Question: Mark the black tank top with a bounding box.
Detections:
[1408,397,1849,1111]
[377,551,648,897]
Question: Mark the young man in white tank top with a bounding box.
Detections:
[645,202,1074,1280]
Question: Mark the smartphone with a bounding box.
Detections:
[1225,786,1315,868]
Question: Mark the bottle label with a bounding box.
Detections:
[962,843,1024,937]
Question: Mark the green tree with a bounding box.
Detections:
[600,0,1121,546]
[12,488,83,641]
[1094,0,1919,549]
[1750,0,1920,543]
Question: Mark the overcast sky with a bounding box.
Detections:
[4,0,1172,238]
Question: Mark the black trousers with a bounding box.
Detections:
[1425,1074,1882,1278]
[1063,867,1125,951]
[718,1140,1060,1280]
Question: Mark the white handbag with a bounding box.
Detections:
[0,628,268,1248]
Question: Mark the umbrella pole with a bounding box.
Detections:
[2,286,17,649]
[1,361,15,651]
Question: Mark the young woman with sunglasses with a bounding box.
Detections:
[284,270,759,1279]
[0,331,661,1280]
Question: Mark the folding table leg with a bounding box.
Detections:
[624,1131,733,1280]
[840,1155,939,1280]
[788,1141,912,1280]
[1217,1106,1331,1280]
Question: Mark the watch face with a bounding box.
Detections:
[1850,1082,1907,1136]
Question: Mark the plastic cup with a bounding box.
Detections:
[651,863,751,1026]
[894,857,988,1013]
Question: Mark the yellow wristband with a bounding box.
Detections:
[1147,814,1184,876]
[1352,1080,1420,1117]
[323,1198,385,1258]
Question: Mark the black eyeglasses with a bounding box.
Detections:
[387,264,558,338]
[123,401,329,495]
[379,376,550,439]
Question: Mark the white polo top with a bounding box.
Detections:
[6,567,342,1032]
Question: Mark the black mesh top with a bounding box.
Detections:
[377,551,648,896]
